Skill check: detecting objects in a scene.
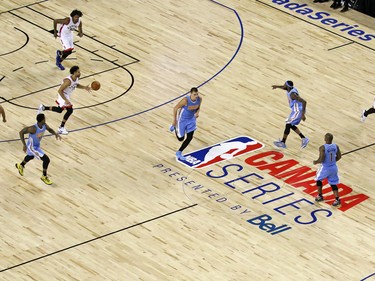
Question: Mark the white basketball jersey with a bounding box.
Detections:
[59,17,81,37]
[57,76,79,104]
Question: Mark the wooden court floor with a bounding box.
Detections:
[0,0,374,280]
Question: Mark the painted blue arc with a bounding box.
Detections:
[361,272,375,281]
[0,0,243,143]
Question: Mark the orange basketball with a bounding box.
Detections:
[91,81,101,91]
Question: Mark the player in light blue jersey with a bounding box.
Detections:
[313,133,342,207]
[170,87,202,161]
[15,114,61,185]
[272,80,309,149]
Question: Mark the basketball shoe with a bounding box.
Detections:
[41,175,53,185]
[15,163,24,176]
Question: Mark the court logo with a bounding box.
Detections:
[178,136,264,168]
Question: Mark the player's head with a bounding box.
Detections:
[70,9,83,19]
[71,9,82,23]
[70,66,81,77]
[36,113,45,124]
[190,87,199,101]
[285,80,294,90]
[325,133,333,143]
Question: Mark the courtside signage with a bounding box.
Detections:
[154,136,370,235]
[271,0,375,42]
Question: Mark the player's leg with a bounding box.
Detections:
[60,49,73,62]
[0,105,6,122]
[315,180,324,201]
[340,0,349,12]
[176,119,196,161]
[291,124,309,149]
[40,154,52,185]
[175,118,186,142]
[15,155,34,176]
[56,35,73,70]
[58,107,73,135]
[274,123,291,148]
[42,105,64,113]
[175,119,186,160]
[179,118,196,151]
[330,185,340,206]
[178,131,194,152]
[331,0,341,9]
[361,103,375,122]
[314,166,328,202]
[327,167,340,206]
[60,35,74,62]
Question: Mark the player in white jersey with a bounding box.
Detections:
[53,9,83,70]
[37,66,91,135]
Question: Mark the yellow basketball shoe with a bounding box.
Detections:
[41,175,53,185]
[15,163,24,176]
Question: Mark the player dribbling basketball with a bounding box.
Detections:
[37,66,91,135]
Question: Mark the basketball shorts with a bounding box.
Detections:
[59,34,74,51]
[56,95,73,108]
[27,144,44,159]
[286,110,302,126]
[176,118,196,138]
[315,165,339,185]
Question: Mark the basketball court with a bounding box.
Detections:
[0,0,374,280]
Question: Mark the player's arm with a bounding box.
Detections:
[292,93,307,121]
[53,17,69,38]
[0,105,6,122]
[77,21,83,37]
[195,96,202,118]
[172,97,188,126]
[336,145,342,162]
[313,145,325,165]
[58,78,72,105]
[46,124,62,140]
[19,126,36,152]
[77,84,91,91]
[272,84,287,90]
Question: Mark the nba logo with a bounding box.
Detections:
[178,136,265,168]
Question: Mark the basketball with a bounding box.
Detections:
[91,81,101,91]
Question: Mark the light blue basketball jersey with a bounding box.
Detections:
[28,124,46,146]
[287,87,303,111]
[26,123,46,158]
[180,95,201,120]
[316,143,339,185]
[285,87,303,125]
[323,143,338,168]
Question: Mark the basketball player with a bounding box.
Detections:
[15,114,61,185]
[38,66,91,135]
[272,81,309,149]
[0,105,6,122]
[360,97,375,122]
[53,9,83,70]
[313,133,342,207]
[170,87,202,161]
[330,0,350,12]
